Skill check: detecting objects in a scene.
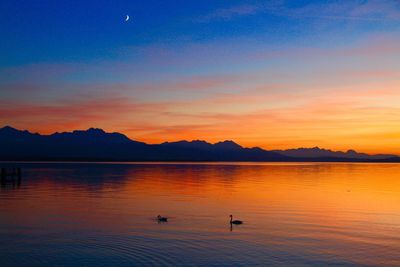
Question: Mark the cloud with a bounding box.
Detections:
[2,30,398,99]
[269,0,400,22]
[192,1,400,25]
[194,4,261,22]
[0,95,173,133]
[2,78,400,153]
[349,0,400,20]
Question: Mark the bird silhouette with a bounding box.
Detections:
[230,215,243,225]
[157,215,168,222]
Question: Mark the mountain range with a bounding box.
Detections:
[1,126,399,162]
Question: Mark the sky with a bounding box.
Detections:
[1,0,400,153]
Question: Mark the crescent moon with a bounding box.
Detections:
[125,15,130,21]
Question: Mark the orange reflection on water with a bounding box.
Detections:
[2,163,400,265]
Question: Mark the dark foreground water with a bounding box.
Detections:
[1,162,400,266]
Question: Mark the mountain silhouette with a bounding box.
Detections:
[0,126,399,162]
[272,147,396,160]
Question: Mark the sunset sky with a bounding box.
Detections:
[1,0,400,153]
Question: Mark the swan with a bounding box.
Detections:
[230,215,243,225]
[157,215,168,222]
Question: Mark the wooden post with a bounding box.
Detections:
[0,168,5,187]
[17,168,21,186]
[0,168,22,187]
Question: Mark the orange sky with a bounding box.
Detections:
[1,3,400,154]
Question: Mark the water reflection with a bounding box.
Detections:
[1,162,400,266]
[0,168,21,190]
[0,177,21,189]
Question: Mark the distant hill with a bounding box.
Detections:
[0,126,399,162]
[272,147,396,160]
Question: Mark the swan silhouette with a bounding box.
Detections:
[157,215,168,222]
[230,215,243,225]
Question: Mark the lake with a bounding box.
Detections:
[1,162,400,266]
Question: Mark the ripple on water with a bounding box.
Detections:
[1,163,400,266]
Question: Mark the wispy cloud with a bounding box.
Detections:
[0,95,174,133]
[194,0,400,23]
[194,4,261,22]
[277,0,400,22]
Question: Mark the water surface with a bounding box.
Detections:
[1,162,400,266]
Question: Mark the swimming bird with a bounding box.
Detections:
[157,215,168,222]
[230,215,243,225]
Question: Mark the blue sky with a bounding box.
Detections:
[1,0,400,153]
[2,0,398,65]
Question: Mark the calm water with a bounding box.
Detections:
[1,163,400,266]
